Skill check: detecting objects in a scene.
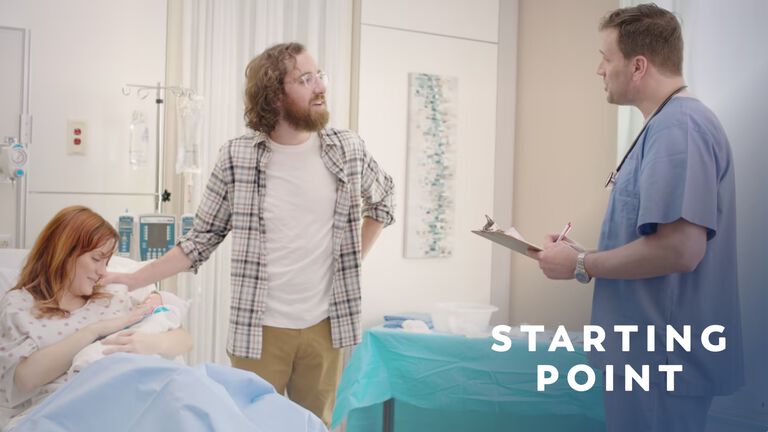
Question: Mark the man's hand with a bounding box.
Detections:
[528,234,581,280]
[542,233,586,253]
[99,272,137,289]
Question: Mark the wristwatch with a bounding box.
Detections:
[574,252,592,284]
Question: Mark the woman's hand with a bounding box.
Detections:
[101,329,192,358]
[101,330,165,356]
[86,306,151,339]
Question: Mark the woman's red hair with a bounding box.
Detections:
[12,205,118,318]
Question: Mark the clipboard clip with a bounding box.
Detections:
[482,215,500,232]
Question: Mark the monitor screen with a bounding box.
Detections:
[147,224,168,248]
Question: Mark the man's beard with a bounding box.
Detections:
[283,94,329,132]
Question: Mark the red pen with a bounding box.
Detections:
[555,222,572,242]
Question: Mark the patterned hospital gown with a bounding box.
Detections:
[0,286,139,428]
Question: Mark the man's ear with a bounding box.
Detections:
[631,55,649,81]
[274,92,284,110]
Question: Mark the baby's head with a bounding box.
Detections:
[141,291,189,317]
[143,292,163,310]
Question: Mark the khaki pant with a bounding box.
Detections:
[228,319,343,426]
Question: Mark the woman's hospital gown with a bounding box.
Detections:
[0,286,136,428]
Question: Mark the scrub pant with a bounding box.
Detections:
[603,384,713,432]
[228,318,343,427]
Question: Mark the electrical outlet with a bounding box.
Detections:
[0,234,12,248]
[67,120,87,155]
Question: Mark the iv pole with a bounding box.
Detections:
[121,82,196,213]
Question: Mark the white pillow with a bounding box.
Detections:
[0,249,28,295]
[106,256,157,300]
[107,255,151,273]
[0,268,20,295]
[0,251,155,297]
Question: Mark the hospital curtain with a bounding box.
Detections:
[173,0,354,365]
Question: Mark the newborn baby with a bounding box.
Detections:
[68,290,188,375]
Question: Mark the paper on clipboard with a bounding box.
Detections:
[472,215,542,256]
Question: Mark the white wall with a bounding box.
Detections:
[0,0,167,244]
[356,0,501,328]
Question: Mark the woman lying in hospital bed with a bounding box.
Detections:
[0,206,327,432]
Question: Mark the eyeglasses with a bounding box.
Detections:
[290,71,329,88]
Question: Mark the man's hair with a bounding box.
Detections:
[244,42,305,134]
[599,3,683,75]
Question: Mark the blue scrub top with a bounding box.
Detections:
[590,96,744,395]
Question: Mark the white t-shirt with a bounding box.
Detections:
[262,133,336,328]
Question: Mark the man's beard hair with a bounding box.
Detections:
[283,95,329,132]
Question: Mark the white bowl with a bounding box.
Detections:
[432,302,498,337]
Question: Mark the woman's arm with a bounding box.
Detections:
[102,328,193,358]
[14,326,99,394]
[14,309,148,394]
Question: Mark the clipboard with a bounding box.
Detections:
[472,215,541,256]
[472,230,542,255]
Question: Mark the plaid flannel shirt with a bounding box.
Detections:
[177,128,395,359]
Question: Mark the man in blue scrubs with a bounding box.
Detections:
[530,4,744,431]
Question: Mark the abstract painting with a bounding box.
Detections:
[404,73,458,258]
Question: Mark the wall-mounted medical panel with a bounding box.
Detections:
[66,120,87,155]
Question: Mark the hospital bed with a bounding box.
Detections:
[0,249,327,432]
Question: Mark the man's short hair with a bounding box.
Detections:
[599,3,683,76]
[244,42,305,134]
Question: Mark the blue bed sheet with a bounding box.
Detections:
[12,353,327,432]
[332,327,604,431]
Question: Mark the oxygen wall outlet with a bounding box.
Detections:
[0,234,11,248]
[67,120,87,155]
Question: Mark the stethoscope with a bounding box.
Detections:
[604,85,688,189]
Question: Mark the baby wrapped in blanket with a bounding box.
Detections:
[69,290,189,375]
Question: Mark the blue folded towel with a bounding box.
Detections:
[383,313,433,329]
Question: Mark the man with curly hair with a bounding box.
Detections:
[106,42,395,425]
